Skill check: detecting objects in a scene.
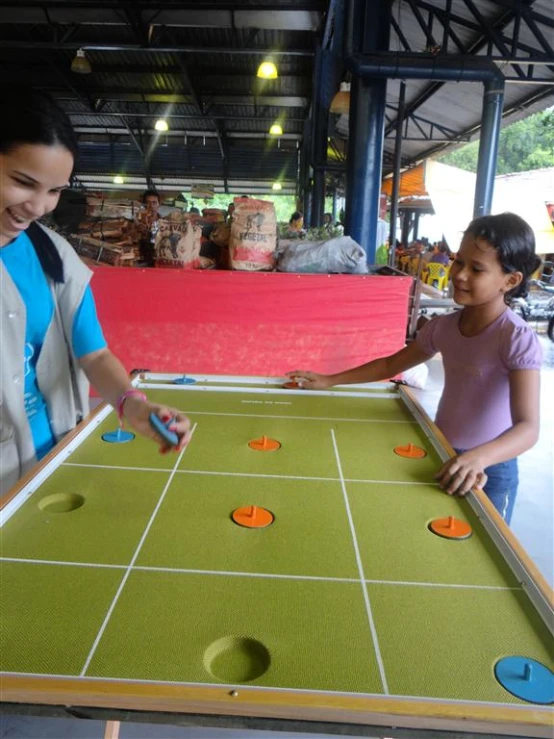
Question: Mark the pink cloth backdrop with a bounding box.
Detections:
[90,268,412,376]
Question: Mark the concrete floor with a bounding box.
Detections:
[2,336,553,739]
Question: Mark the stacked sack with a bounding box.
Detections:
[153,212,211,269]
[229,198,277,271]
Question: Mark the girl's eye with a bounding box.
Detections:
[13,178,34,187]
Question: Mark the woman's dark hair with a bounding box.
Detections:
[464,212,541,299]
[0,85,78,160]
[289,211,303,224]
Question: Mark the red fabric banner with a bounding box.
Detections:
[90,268,412,376]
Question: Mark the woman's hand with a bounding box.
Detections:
[122,396,192,453]
[435,452,488,496]
[285,370,333,390]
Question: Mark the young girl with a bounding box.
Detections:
[289,213,543,524]
[0,86,191,495]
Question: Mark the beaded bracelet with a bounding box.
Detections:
[116,389,147,423]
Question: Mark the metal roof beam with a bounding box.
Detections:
[72,127,303,140]
[0,41,314,56]
[461,0,526,79]
[411,1,554,62]
[69,111,306,122]
[385,0,541,137]
[53,91,310,107]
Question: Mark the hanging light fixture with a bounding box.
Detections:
[71,48,92,75]
[155,119,169,132]
[269,123,283,136]
[257,61,278,80]
[272,182,282,191]
[113,175,125,185]
[330,82,351,114]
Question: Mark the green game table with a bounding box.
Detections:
[1,375,552,739]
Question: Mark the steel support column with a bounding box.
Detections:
[311,47,327,227]
[344,0,391,264]
[345,76,387,262]
[474,78,505,218]
[388,81,406,266]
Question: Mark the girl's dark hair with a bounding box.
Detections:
[0,85,78,160]
[464,212,541,299]
[289,211,303,224]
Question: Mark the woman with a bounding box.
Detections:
[0,86,191,494]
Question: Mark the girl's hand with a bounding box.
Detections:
[435,453,488,496]
[285,370,333,390]
[122,397,192,453]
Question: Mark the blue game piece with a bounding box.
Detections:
[494,656,554,704]
[149,412,180,447]
[102,428,135,444]
[173,375,196,385]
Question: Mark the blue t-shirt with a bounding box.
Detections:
[0,232,107,459]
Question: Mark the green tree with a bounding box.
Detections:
[440,107,554,174]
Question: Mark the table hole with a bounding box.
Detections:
[204,636,270,683]
[38,493,85,514]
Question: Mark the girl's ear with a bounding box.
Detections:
[504,271,523,292]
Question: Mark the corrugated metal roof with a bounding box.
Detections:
[0,0,552,188]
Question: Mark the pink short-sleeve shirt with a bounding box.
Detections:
[416,308,543,449]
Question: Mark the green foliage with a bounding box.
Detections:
[440,107,554,174]
[185,193,337,225]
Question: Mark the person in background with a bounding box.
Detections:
[140,189,160,265]
[323,213,333,232]
[421,243,435,265]
[189,206,200,215]
[227,202,235,221]
[0,86,191,495]
[288,211,304,233]
[430,241,451,266]
[288,213,542,525]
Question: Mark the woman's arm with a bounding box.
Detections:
[78,348,191,451]
[436,369,540,495]
[287,341,435,389]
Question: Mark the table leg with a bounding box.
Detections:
[104,720,120,739]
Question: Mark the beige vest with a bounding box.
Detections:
[1,225,92,494]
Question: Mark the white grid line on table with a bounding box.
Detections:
[331,428,389,695]
[79,424,197,677]
[61,463,437,486]
[2,670,536,711]
[0,557,524,591]
[138,410,416,424]
[140,382,399,400]
[142,373,392,392]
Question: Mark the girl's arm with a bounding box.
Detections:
[436,369,540,495]
[288,342,435,389]
[78,348,191,450]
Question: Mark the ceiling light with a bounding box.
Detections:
[330,81,351,114]
[269,123,283,136]
[155,119,169,132]
[257,61,278,80]
[113,175,125,185]
[71,48,92,75]
[272,182,282,191]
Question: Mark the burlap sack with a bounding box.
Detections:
[154,213,203,269]
[229,198,277,271]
